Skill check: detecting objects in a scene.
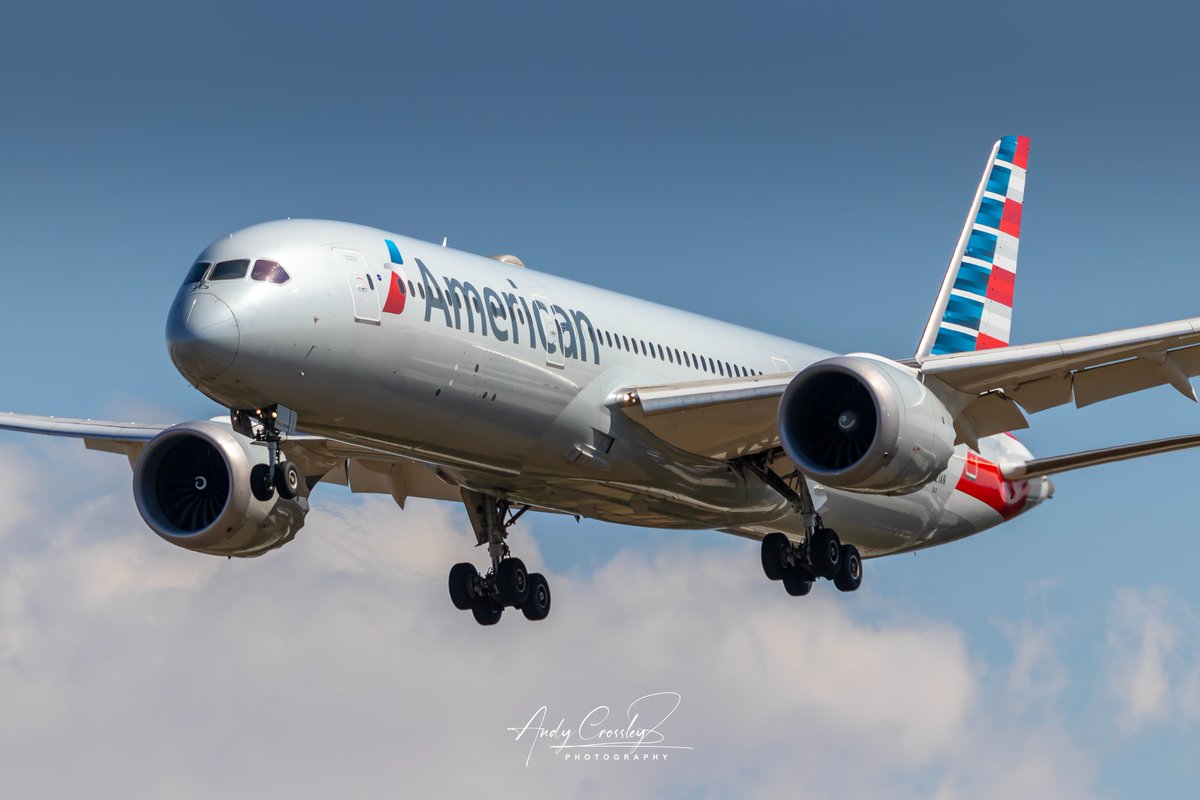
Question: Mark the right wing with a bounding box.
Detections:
[0,412,462,505]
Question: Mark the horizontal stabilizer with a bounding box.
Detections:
[1001,432,1200,480]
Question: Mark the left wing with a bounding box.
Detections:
[614,314,1200,461]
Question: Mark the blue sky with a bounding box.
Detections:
[3,1,1200,796]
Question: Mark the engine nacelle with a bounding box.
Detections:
[778,355,956,494]
[132,420,309,557]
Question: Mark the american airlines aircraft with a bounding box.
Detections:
[5,136,1200,626]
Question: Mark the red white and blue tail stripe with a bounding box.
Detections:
[917,136,1030,358]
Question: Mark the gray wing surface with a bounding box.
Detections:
[612,315,1200,467]
[0,411,461,504]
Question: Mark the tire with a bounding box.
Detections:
[250,463,275,501]
[522,573,552,621]
[472,597,503,626]
[761,532,789,581]
[448,562,479,610]
[497,558,530,607]
[274,460,301,499]
[810,528,842,580]
[782,567,813,597]
[834,544,863,592]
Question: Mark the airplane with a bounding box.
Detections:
[5,135,1200,626]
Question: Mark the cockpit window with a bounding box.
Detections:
[250,259,291,284]
[183,262,211,284]
[210,259,251,280]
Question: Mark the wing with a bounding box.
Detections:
[614,313,1200,463]
[918,315,1200,408]
[613,374,792,460]
[0,412,462,505]
[1001,431,1200,481]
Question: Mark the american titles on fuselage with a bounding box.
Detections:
[402,251,601,366]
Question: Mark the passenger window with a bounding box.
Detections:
[183,262,211,285]
[718,361,725,376]
[639,340,647,355]
[418,284,426,299]
[397,277,406,295]
[605,331,613,348]
[210,259,250,280]
[408,280,416,295]
[622,335,630,351]
[667,348,674,364]
[683,352,691,368]
[674,348,681,364]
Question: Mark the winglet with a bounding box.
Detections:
[916,136,1030,359]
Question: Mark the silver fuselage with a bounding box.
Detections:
[167,219,1049,557]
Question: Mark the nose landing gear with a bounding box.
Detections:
[448,491,551,626]
[234,405,302,501]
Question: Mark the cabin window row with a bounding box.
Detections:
[594,327,762,378]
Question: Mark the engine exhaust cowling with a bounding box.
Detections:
[133,420,308,557]
[778,355,956,494]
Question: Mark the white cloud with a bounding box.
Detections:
[1106,586,1180,733]
[0,444,1101,799]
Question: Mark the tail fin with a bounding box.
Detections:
[916,135,1030,359]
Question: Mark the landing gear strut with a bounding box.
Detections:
[448,491,551,625]
[233,406,301,501]
[745,453,863,596]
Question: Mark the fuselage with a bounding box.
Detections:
[165,219,1051,557]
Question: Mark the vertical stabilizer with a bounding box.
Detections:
[916,136,1030,359]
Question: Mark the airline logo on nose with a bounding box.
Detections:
[382,239,407,315]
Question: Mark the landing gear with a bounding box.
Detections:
[745,453,864,597]
[274,460,300,500]
[834,544,863,592]
[233,406,302,502]
[447,491,551,625]
[810,528,842,580]
[760,528,859,595]
[522,573,552,621]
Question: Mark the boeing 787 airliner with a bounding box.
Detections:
[6,136,1200,625]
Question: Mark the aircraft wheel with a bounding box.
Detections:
[496,558,529,607]
[761,532,789,581]
[522,573,552,621]
[274,460,301,499]
[782,567,813,597]
[834,544,863,592]
[449,562,479,610]
[810,528,842,580]
[472,597,504,626]
[250,463,275,501]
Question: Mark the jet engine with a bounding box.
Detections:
[132,420,309,557]
[777,355,956,494]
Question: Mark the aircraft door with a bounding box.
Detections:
[334,248,382,324]
[533,294,565,368]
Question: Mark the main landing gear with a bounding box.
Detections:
[233,406,301,502]
[760,529,862,596]
[448,491,551,626]
[744,454,864,596]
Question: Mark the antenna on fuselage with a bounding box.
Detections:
[441,237,448,247]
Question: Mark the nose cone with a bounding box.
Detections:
[167,293,240,381]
